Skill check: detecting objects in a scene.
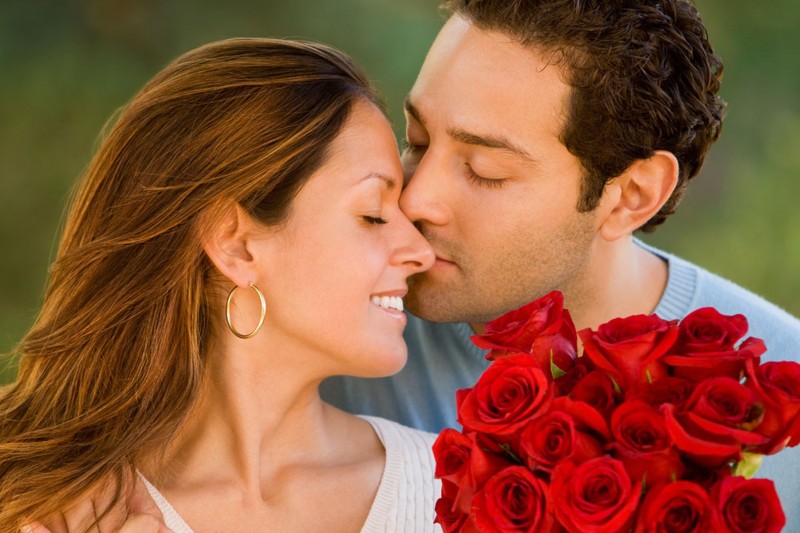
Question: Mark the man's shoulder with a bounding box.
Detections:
[403,313,480,354]
[644,240,800,358]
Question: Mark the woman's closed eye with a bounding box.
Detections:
[362,215,388,225]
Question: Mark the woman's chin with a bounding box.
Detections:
[351,346,408,379]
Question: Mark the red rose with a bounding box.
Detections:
[457,354,553,442]
[472,466,555,533]
[663,302,764,383]
[683,377,766,441]
[433,429,473,484]
[433,429,513,513]
[746,359,800,454]
[662,377,767,467]
[554,357,595,396]
[627,376,696,409]
[711,476,785,533]
[634,481,718,533]
[663,403,741,467]
[610,400,684,487]
[550,456,642,533]
[471,290,577,376]
[680,460,732,491]
[579,314,679,390]
[674,307,749,353]
[568,369,620,419]
[664,336,766,383]
[435,480,476,533]
[518,402,604,474]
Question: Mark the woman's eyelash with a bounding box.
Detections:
[363,215,388,225]
[401,139,427,153]
[465,166,506,189]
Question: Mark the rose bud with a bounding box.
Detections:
[664,336,766,383]
[627,376,696,410]
[711,476,785,533]
[435,480,478,533]
[745,359,800,454]
[472,466,556,533]
[433,429,514,514]
[610,400,684,487]
[680,459,732,491]
[663,377,768,467]
[578,314,678,391]
[568,369,621,420]
[634,480,718,533]
[457,354,553,443]
[550,456,642,533]
[674,307,749,353]
[471,290,578,376]
[518,396,609,475]
[554,357,596,396]
[662,295,763,384]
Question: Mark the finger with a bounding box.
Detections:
[34,512,68,533]
[62,498,99,533]
[91,495,129,533]
[19,521,52,533]
[127,475,164,519]
[88,476,126,533]
[118,514,171,533]
[65,474,130,533]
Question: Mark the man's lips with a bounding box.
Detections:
[433,255,457,268]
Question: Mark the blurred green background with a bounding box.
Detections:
[1,0,798,384]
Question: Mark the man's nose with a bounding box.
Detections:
[400,153,450,227]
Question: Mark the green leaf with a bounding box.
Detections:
[609,374,621,394]
[733,452,764,479]
[500,443,522,464]
[550,350,567,379]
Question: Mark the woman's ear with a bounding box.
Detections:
[597,150,679,241]
[202,202,257,287]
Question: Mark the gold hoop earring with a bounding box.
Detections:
[225,282,266,339]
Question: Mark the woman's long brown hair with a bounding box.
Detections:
[0,38,381,530]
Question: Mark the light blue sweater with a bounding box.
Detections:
[321,241,800,529]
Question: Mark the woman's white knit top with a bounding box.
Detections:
[141,415,442,532]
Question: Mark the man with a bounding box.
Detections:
[321,0,800,526]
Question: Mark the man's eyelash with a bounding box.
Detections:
[363,215,388,225]
[465,166,506,189]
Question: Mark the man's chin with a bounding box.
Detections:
[405,284,489,324]
[405,283,458,323]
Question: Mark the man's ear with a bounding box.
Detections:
[202,202,257,287]
[598,150,679,241]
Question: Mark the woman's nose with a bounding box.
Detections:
[393,214,435,274]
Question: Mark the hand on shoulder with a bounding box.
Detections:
[22,474,170,533]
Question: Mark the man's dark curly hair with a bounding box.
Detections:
[443,0,726,232]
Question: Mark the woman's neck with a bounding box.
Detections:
[145,332,356,496]
[137,334,386,530]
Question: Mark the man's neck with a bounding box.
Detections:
[468,238,668,335]
[567,237,668,332]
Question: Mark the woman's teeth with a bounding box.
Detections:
[371,295,404,312]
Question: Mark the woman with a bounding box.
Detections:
[0,38,440,532]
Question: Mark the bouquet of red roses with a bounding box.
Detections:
[432,291,800,532]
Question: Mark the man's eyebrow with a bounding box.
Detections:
[448,128,538,167]
[404,96,538,167]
